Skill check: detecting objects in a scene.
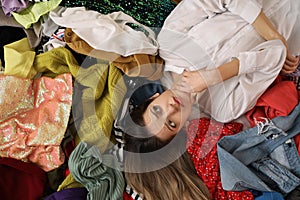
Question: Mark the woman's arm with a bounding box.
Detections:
[252,11,299,73]
[251,11,282,42]
[174,58,239,93]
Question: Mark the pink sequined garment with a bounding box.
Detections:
[0,73,72,171]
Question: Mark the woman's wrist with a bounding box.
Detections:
[200,68,223,88]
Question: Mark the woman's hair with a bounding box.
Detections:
[124,131,210,200]
[123,101,210,199]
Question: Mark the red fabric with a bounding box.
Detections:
[186,118,254,200]
[123,191,134,200]
[246,80,298,127]
[294,134,300,156]
[0,157,47,200]
[64,139,76,158]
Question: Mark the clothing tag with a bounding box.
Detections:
[285,139,292,144]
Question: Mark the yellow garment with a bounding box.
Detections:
[33,47,80,78]
[4,38,37,78]
[12,0,62,29]
[75,63,126,152]
[57,173,84,191]
[4,39,80,79]
[4,41,126,152]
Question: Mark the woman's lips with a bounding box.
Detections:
[173,96,184,107]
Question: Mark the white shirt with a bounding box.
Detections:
[50,7,158,57]
[158,0,300,122]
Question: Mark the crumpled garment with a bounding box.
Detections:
[186,118,254,200]
[0,8,43,48]
[4,43,126,153]
[74,63,126,153]
[12,0,62,29]
[0,157,48,200]
[246,80,298,127]
[68,141,125,200]
[0,73,72,171]
[44,187,88,200]
[49,6,158,57]
[1,0,30,16]
[64,28,163,80]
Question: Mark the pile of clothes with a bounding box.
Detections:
[1,0,300,200]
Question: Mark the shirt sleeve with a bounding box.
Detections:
[190,0,262,24]
[161,0,209,33]
[223,0,262,24]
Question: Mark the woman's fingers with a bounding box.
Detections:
[282,54,299,74]
[286,53,299,65]
[282,63,297,74]
[285,58,296,67]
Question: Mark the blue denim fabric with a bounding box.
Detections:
[217,103,300,194]
[253,191,284,200]
[251,157,300,193]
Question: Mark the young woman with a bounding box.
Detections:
[142,0,300,141]
[113,79,210,199]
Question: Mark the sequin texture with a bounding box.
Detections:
[0,73,73,171]
[59,0,176,28]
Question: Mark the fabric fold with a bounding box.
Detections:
[68,141,125,200]
[0,73,73,171]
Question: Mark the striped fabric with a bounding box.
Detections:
[68,141,125,200]
[126,185,143,200]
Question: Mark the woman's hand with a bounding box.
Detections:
[282,50,299,74]
[174,58,239,93]
[173,70,208,93]
[275,34,299,73]
[174,68,225,93]
[276,35,299,74]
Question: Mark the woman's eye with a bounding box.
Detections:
[168,120,176,128]
[153,105,161,114]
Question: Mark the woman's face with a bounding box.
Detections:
[143,89,195,141]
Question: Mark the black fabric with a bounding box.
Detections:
[0,26,26,66]
[285,185,300,200]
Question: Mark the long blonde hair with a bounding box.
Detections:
[125,152,210,200]
[124,132,210,200]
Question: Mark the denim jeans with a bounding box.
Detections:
[217,102,300,194]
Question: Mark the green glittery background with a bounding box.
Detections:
[59,0,176,28]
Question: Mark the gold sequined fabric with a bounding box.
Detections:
[0,73,73,171]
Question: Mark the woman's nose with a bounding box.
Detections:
[168,98,180,112]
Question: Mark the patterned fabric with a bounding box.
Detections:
[0,73,72,172]
[186,118,254,200]
[125,185,143,200]
[59,0,176,28]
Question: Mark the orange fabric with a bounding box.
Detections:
[246,80,298,127]
[294,134,300,156]
[64,28,163,80]
[0,73,73,171]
